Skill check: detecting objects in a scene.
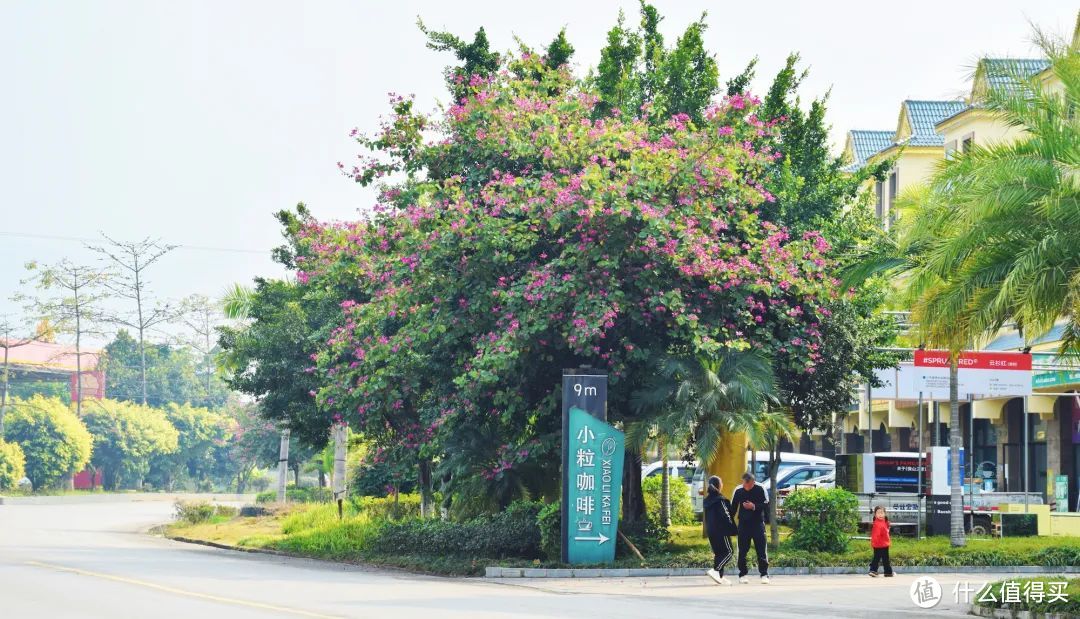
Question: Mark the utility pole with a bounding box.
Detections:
[277,428,290,503]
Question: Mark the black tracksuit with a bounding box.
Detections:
[730,483,769,577]
[703,491,735,575]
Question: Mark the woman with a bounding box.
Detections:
[703,475,737,585]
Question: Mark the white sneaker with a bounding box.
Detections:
[718,576,733,586]
[738,576,749,584]
[706,569,722,585]
[761,575,770,584]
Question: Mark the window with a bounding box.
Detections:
[888,171,898,206]
[961,133,974,153]
[780,469,813,488]
[875,181,884,219]
[945,140,957,160]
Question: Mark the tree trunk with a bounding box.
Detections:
[769,441,781,545]
[622,449,646,523]
[660,436,671,527]
[418,459,434,518]
[949,358,966,547]
[1,345,9,438]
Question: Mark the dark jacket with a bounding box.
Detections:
[730,483,769,529]
[703,491,737,538]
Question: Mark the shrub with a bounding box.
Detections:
[175,500,216,524]
[0,439,26,490]
[782,487,858,553]
[256,485,334,504]
[174,500,236,524]
[352,493,422,520]
[642,475,695,525]
[83,399,179,490]
[6,395,92,489]
[618,512,671,558]
[537,501,560,560]
[368,500,544,559]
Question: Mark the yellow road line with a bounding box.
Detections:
[25,560,342,618]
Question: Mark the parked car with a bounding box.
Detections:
[688,452,835,514]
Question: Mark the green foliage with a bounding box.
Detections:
[593,4,718,123]
[218,277,332,448]
[100,330,226,408]
[368,500,544,559]
[6,395,92,489]
[537,501,561,560]
[642,474,694,525]
[147,403,232,491]
[173,500,235,525]
[6,380,70,404]
[417,18,501,100]
[618,511,670,557]
[255,485,334,504]
[782,488,858,553]
[82,399,179,490]
[0,439,26,490]
[352,493,422,520]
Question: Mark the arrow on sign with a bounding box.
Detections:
[574,533,610,544]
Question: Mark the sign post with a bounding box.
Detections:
[561,370,622,565]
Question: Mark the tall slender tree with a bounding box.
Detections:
[0,316,35,438]
[22,260,109,417]
[87,234,177,405]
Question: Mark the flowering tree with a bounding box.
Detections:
[290,42,840,516]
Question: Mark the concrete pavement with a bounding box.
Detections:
[0,496,1020,618]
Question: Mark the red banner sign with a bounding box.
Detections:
[914,351,1032,371]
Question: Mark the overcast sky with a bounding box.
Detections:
[1,1,1074,338]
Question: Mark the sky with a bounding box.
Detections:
[0,0,1075,342]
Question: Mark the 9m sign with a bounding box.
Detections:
[914,351,1032,398]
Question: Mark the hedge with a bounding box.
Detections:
[0,439,26,490]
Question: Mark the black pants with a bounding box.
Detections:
[737,525,768,577]
[870,547,892,575]
[708,534,733,575]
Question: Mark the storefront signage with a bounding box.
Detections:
[1033,370,1080,389]
[874,455,927,494]
[913,351,1032,399]
[561,372,623,565]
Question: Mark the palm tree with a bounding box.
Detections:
[752,409,797,545]
[222,283,254,321]
[846,33,1078,548]
[630,350,776,527]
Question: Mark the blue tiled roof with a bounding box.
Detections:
[982,58,1051,91]
[984,324,1066,351]
[902,100,967,146]
[849,130,895,167]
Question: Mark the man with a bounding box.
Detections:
[730,472,769,584]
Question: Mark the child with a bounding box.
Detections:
[869,506,894,577]
[703,475,737,585]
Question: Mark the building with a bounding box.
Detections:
[821,25,1079,510]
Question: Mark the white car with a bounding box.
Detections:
[688,452,836,513]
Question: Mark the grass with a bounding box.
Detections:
[973,577,1080,616]
[166,504,1080,577]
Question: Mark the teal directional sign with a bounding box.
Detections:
[562,372,623,565]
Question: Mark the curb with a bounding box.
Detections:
[483,565,1080,578]
[969,604,1077,619]
[167,535,290,557]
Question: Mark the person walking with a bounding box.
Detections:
[703,475,737,585]
[869,506,894,577]
[730,472,769,584]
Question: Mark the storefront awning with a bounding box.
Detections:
[1029,394,1056,415]
[973,398,1007,420]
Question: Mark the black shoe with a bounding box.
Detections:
[884,573,894,578]
[868,571,878,577]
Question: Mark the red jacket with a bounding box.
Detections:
[871,519,891,549]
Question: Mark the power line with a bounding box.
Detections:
[0,231,269,255]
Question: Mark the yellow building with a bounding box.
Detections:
[842,100,966,228]
[832,38,1080,512]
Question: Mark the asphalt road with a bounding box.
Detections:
[0,496,1017,618]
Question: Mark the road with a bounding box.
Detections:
[0,496,1009,618]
